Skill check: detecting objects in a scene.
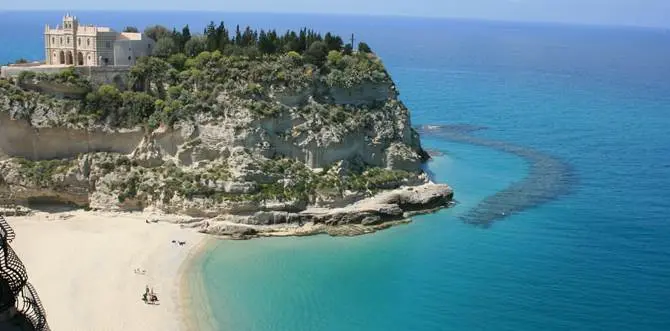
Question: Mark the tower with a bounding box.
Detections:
[62,13,79,31]
[61,14,78,65]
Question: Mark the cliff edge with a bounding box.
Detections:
[0,50,452,238]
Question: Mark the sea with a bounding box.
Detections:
[2,11,670,331]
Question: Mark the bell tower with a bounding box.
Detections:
[62,13,79,31]
[61,13,79,65]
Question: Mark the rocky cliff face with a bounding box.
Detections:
[0,54,451,237]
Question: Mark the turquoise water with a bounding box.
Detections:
[2,12,670,331]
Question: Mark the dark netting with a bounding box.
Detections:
[16,283,50,331]
[0,216,50,331]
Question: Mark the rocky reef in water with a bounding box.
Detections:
[0,53,453,238]
[417,124,575,227]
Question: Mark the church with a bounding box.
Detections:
[44,14,155,67]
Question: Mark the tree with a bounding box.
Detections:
[167,53,187,71]
[215,22,229,51]
[85,84,122,120]
[120,91,156,127]
[144,25,171,42]
[130,56,171,97]
[234,25,242,46]
[184,36,206,57]
[123,26,139,33]
[358,42,372,53]
[343,44,353,56]
[303,41,328,66]
[153,37,178,58]
[240,26,257,47]
[181,25,191,45]
[171,28,183,52]
[204,21,218,51]
[327,50,343,67]
[282,31,300,53]
[324,33,343,52]
[258,30,277,54]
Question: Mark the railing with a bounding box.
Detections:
[0,215,50,331]
[16,282,50,331]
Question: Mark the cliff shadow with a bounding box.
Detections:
[25,197,82,213]
[417,124,577,227]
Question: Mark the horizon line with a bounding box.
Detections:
[1,9,668,31]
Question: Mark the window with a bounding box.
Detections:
[60,37,63,44]
[51,37,55,44]
[87,38,90,46]
[128,56,132,61]
[106,41,111,48]
[78,38,81,46]
[67,37,70,44]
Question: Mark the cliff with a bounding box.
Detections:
[0,52,452,238]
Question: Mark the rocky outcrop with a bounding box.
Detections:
[191,183,454,239]
[0,81,424,170]
[0,58,454,238]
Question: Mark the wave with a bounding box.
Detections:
[417,124,576,227]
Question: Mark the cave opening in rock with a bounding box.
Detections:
[25,197,83,213]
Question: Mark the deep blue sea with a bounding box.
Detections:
[2,11,670,331]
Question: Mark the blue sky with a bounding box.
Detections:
[4,0,670,28]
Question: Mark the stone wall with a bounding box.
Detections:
[76,66,130,89]
[1,66,64,78]
[1,65,130,89]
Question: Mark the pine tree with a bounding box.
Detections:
[204,21,217,51]
[216,21,229,51]
[234,25,242,46]
[181,25,191,51]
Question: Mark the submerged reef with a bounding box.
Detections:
[417,124,576,227]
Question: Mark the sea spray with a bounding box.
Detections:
[417,124,576,227]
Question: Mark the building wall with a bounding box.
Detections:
[75,26,99,66]
[43,16,154,67]
[44,15,79,65]
[113,38,155,66]
[95,32,117,66]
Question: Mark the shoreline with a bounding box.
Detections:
[1,182,453,329]
[178,236,219,331]
[6,210,210,331]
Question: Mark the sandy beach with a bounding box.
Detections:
[5,210,211,331]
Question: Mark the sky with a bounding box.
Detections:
[3,0,670,28]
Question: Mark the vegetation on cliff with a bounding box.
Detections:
[0,20,430,216]
[2,46,387,131]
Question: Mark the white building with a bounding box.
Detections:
[44,14,154,66]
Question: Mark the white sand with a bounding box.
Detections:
[6,210,210,331]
